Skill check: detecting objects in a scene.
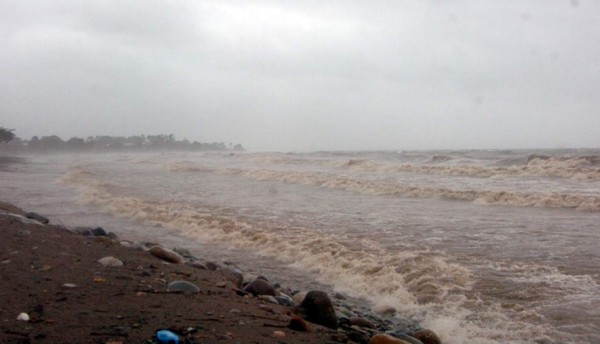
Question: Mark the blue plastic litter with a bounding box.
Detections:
[156,330,179,344]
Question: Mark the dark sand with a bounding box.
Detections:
[0,202,340,343]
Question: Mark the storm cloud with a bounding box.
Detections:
[1,1,599,151]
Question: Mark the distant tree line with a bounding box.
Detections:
[0,131,244,153]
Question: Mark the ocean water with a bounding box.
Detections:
[1,149,599,343]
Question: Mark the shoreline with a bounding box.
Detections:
[0,201,440,344]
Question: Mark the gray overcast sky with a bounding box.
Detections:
[1,1,599,151]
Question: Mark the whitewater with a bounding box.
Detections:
[1,149,599,343]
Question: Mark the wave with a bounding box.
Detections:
[228,152,600,181]
[338,156,600,181]
[171,164,600,211]
[57,166,565,343]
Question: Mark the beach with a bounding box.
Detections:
[0,201,439,344]
[1,151,599,343]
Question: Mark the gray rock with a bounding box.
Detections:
[149,246,183,264]
[386,330,425,344]
[205,261,219,271]
[98,256,124,267]
[292,291,307,306]
[167,280,200,293]
[243,279,276,296]
[349,317,377,329]
[25,212,49,224]
[295,291,338,329]
[275,294,293,307]
[186,261,207,270]
[91,227,107,237]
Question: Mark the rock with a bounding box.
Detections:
[107,232,118,240]
[256,275,269,282]
[16,312,30,321]
[334,292,347,300]
[25,212,49,224]
[275,294,293,307]
[74,227,93,236]
[98,256,124,267]
[205,261,219,271]
[243,279,276,296]
[187,261,207,270]
[385,331,424,344]
[350,317,377,329]
[167,280,200,293]
[410,329,441,344]
[221,267,244,287]
[292,291,307,306]
[370,334,412,344]
[91,227,108,236]
[295,291,338,329]
[273,330,285,338]
[149,246,183,264]
[62,283,77,288]
[288,316,311,332]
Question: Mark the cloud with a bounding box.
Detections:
[1,0,599,150]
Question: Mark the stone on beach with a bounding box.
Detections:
[370,334,414,344]
[98,256,124,267]
[292,291,307,306]
[243,279,277,296]
[25,212,49,224]
[410,329,441,344]
[295,290,338,329]
[16,312,30,321]
[167,280,201,293]
[288,316,311,332]
[149,246,183,264]
[349,317,377,329]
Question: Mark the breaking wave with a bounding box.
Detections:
[57,166,567,343]
[170,164,600,211]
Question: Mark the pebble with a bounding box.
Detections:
[149,246,183,264]
[17,312,30,321]
[273,330,286,338]
[205,261,219,271]
[369,334,412,344]
[167,280,200,293]
[91,227,108,237]
[292,291,307,306]
[295,290,338,329]
[98,256,124,267]
[349,317,377,329]
[25,212,49,224]
[62,283,77,288]
[275,294,293,306]
[385,331,425,344]
[410,329,441,344]
[243,279,276,296]
[288,316,311,332]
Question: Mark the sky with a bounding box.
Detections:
[1,0,600,151]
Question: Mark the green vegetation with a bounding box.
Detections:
[0,127,15,143]
[1,132,244,152]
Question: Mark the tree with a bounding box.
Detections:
[0,127,15,143]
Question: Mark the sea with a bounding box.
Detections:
[1,149,599,344]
